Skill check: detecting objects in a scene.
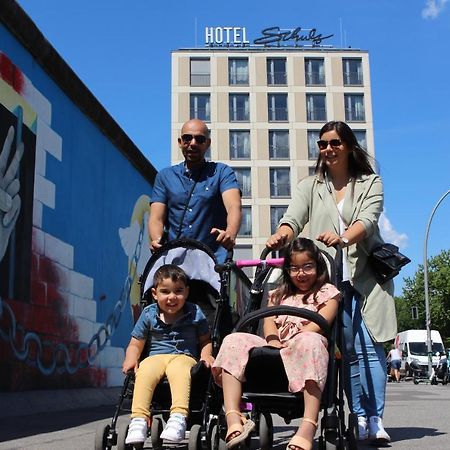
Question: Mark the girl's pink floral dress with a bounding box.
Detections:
[212,283,340,393]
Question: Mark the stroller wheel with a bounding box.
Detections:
[188,424,203,450]
[209,420,227,450]
[150,417,164,450]
[117,422,134,450]
[94,423,112,450]
[258,412,273,450]
[347,413,358,450]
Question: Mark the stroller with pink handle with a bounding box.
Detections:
[211,246,357,450]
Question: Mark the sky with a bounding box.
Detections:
[14,0,450,296]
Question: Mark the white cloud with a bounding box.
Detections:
[422,0,449,19]
[379,210,409,250]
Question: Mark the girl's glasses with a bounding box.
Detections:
[288,263,316,275]
[317,139,342,150]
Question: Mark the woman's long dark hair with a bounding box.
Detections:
[271,238,330,305]
[314,121,376,179]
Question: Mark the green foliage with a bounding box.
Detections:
[395,250,450,340]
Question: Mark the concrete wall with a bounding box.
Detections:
[0,0,157,391]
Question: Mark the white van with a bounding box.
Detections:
[395,329,445,377]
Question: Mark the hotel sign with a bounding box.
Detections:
[205,26,333,47]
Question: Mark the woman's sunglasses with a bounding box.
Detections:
[317,139,342,150]
[181,134,208,144]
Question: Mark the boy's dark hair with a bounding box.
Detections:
[271,237,330,305]
[153,264,189,287]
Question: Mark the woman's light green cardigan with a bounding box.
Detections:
[280,173,397,343]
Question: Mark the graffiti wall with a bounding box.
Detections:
[0,4,156,391]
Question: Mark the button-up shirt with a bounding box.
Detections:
[131,302,209,358]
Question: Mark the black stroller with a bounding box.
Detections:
[95,238,246,450]
[210,247,358,450]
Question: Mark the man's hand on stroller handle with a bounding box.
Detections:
[211,227,236,250]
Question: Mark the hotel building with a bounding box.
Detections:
[171,27,374,260]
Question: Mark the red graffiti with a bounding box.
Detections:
[0,52,25,94]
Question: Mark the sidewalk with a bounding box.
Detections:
[0,386,122,418]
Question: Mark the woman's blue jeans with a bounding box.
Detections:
[342,281,387,418]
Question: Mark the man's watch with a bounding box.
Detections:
[340,236,350,248]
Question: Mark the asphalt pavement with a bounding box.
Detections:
[0,381,449,449]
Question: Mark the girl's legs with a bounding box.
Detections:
[222,369,244,440]
[288,380,321,449]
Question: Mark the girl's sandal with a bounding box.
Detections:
[224,410,256,449]
[286,417,318,450]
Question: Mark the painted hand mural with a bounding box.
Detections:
[0,125,23,262]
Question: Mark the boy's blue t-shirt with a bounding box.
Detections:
[131,302,209,359]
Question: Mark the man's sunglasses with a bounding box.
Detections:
[181,134,208,145]
[317,139,342,150]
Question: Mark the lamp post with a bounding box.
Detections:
[424,189,450,379]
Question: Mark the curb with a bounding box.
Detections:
[0,387,122,418]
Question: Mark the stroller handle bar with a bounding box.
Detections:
[236,258,284,268]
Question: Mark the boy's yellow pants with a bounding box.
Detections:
[131,353,197,419]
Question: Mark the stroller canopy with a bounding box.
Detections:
[141,239,221,298]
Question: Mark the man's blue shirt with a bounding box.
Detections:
[131,302,209,358]
[151,161,239,257]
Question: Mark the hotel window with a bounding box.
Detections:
[238,206,252,237]
[267,58,287,85]
[307,130,320,160]
[270,206,288,234]
[306,94,326,122]
[229,94,250,122]
[354,130,367,149]
[343,58,363,86]
[269,130,289,159]
[270,168,291,198]
[234,168,252,198]
[345,94,365,122]
[229,130,250,159]
[305,58,325,86]
[268,94,288,122]
[190,94,210,122]
[190,58,210,86]
[229,58,249,85]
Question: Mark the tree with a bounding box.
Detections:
[395,250,450,339]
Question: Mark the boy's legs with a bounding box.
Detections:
[127,354,171,445]
[160,354,197,442]
[165,354,197,415]
[131,354,170,419]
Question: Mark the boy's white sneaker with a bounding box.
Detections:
[357,416,368,441]
[368,416,391,443]
[125,417,148,444]
[160,413,187,443]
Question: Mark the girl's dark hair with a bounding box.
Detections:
[153,264,188,287]
[314,121,376,178]
[271,237,329,305]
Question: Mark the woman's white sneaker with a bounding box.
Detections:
[357,416,368,440]
[368,416,390,443]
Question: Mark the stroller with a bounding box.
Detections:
[210,247,357,450]
[95,238,246,450]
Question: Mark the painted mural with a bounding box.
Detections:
[0,33,153,391]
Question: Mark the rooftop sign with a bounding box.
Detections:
[205,26,333,47]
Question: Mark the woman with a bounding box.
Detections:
[267,121,396,444]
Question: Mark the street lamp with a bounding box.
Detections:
[424,189,450,379]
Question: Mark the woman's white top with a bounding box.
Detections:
[337,199,349,282]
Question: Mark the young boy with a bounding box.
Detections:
[123,264,214,445]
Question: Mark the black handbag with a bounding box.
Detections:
[368,243,411,284]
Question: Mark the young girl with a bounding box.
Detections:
[212,238,340,450]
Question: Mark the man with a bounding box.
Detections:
[148,119,242,261]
